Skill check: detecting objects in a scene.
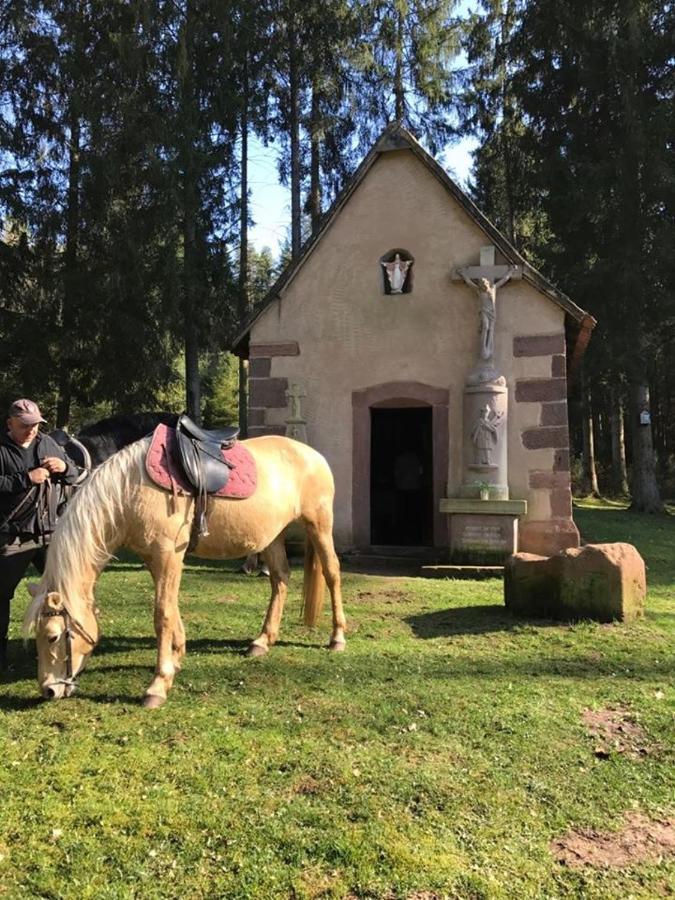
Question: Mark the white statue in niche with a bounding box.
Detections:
[457,265,517,359]
[381,253,412,294]
[471,403,504,465]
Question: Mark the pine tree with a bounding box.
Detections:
[460,0,547,255]
[510,0,674,510]
[353,0,461,153]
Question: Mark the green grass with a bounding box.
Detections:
[0,508,673,899]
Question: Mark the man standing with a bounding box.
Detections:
[0,399,79,669]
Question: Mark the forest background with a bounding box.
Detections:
[0,0,672,511]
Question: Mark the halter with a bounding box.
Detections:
[40,606,98,687]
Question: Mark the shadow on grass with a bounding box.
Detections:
[0,694,45,711]
[5,633,327,680]
[0,689,145,709]
[77,697,142,706]
[106,550,254,575]
[91,635,325,655]
[406,605,558,638]
[105,561,249,575]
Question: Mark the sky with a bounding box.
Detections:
[247,132,479,257]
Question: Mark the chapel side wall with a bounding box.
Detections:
[509,333,579,555]
[246,148,578,554]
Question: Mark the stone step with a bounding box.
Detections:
[341,550,446,576]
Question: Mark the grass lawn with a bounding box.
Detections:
[0,502,673,898]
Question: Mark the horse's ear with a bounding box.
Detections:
[45,592,63,610]
[27,582,40,598]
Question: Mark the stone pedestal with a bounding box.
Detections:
[440,498,527,564]
[460,380,509,501]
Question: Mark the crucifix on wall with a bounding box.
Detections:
[452,246,522,360]
[285,383,307,443]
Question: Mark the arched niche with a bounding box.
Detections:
[380,248,414,295]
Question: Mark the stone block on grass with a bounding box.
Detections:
[504,542,646,622]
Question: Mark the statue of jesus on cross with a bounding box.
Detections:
[456,265,518,360]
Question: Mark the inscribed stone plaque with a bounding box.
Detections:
[449,513,518,559]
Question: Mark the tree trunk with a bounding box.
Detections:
[394,9,404,122]
[309,81,322,234]
[610,385,629,496]
[238,359,248,437]
[181,0,200,421]
[499,1,517,245]
[628,378,663,512]
[619,6,660,512]
[289,21,301,259]
[56,113,81,428]
[183,198,200,421]
[238,57,249,436]
[580,385,600,497]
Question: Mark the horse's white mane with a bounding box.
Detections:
[23,437,149,635]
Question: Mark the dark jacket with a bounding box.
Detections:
[0,431,79,541]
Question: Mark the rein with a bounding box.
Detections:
[40,606,98,686]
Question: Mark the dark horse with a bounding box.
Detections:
[77,412,179,466]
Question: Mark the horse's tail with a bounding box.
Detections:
[301,537,325,627]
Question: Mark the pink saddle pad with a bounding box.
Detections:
[145,423,256,499]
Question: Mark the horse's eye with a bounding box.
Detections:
[48,634,59,644]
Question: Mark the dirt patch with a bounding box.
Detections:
[293,775,322,796]
[582,706,653,758]
[354,589,406,603]
[214,594,238,604]
[403,894,441,900]
[344,893,440,900]
[552,813,675,868]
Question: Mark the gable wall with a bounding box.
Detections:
[248,149,575,553]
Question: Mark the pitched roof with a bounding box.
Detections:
[232,122,595,363]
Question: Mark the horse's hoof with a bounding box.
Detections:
[142,694,166,709]
[328,640,346,652]
[246,643,268,658]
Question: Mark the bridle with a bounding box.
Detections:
[40,606,98,688]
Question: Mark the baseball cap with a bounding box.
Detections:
[7,398,47,425]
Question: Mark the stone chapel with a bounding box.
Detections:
[233,124,596,560]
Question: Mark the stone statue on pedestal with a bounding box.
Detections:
[470,403,503,465]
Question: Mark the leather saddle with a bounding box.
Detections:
[175,415,239,493]
[174,414,241,547]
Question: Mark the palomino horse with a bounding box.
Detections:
[23,434,346,707]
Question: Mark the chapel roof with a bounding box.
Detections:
[232,122,595,369]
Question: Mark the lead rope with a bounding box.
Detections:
[36,481,50,547]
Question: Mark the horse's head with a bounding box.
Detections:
[27,585,99,699]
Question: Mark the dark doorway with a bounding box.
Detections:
[370,406,433,546]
